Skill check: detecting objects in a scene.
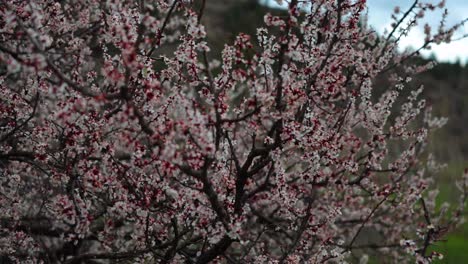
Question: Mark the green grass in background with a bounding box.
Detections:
[428,160,468,263]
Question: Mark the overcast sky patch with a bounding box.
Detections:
[263,0,468,64]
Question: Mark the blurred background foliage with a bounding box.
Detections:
[197,0,468,262]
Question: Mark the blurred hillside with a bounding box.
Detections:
[419,61,468,161]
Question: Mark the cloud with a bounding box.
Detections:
[367,0,468,63]
[265,0,468,63]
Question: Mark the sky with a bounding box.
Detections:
[263,0,468,64]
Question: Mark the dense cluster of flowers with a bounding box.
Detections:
[0,0,467,263]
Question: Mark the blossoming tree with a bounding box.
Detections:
[1,0,467,263]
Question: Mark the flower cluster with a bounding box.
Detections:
[0,0,466,263]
